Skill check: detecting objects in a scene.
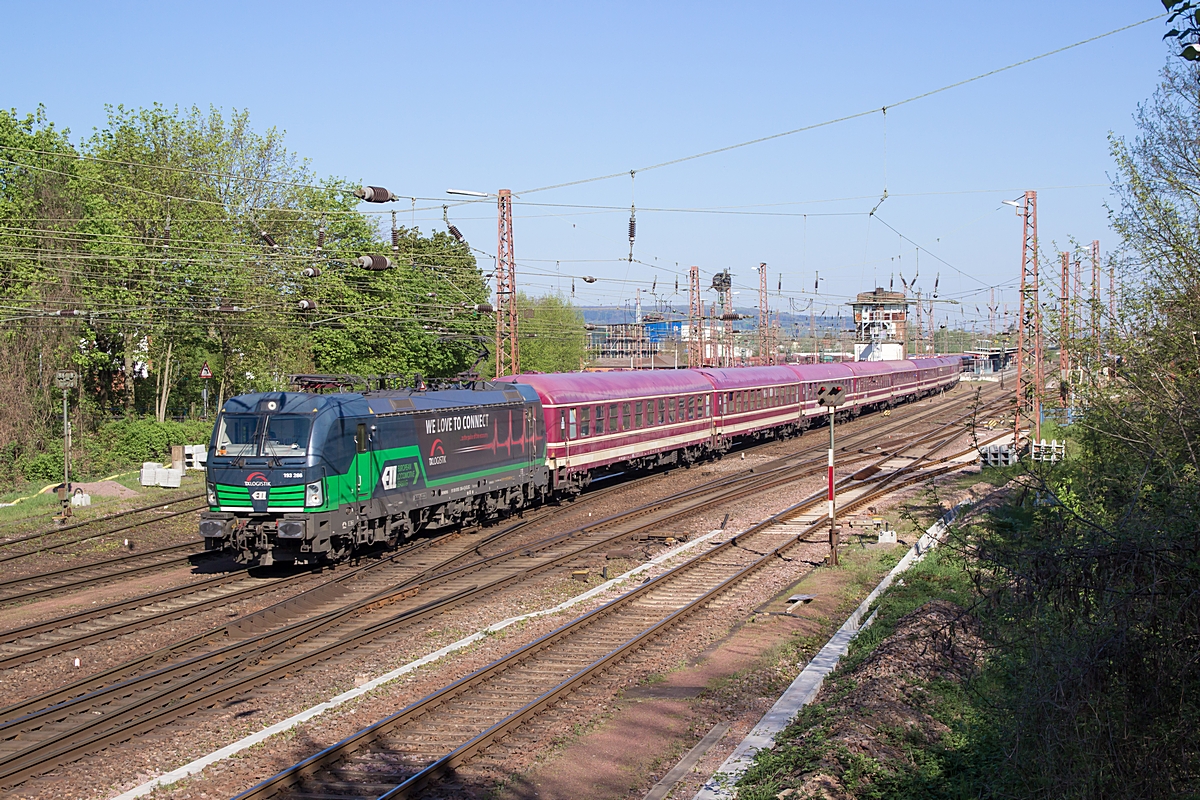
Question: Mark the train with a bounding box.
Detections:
[200,357,961,565]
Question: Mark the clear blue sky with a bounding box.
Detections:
[0,2,1172,327]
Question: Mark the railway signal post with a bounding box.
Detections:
[817,384,847,565]
[54,369,77,519]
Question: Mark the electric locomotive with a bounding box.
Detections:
[200,383,547,565]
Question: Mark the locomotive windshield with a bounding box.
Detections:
[215,413,312,456]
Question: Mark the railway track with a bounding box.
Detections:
[234,407,990,799]
[0,540,215,606]
[0,385,998,791]
[0,495,207,563]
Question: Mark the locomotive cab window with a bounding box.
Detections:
[215,414,261,457]
[355,423,368,454]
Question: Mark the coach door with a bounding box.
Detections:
[525,405,538,472]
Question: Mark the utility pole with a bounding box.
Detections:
[688,266,702,369]
[1060,252,1070,407]
[1014,190,1042,445]
[1109,257,1116,344]
[757,263,770,365]
[1091,239,1101,366]
[494,189,518,377]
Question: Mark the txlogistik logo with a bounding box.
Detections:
[427,439,447,467]
[244,471,271,487]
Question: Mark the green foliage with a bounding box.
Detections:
[512,292,586,374]
[0,103,492,488]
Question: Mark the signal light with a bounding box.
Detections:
[297,299,317,311]
[354,255,394,270]
[301,267,321,278]
[355,186,397,203]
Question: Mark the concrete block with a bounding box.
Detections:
[158,468,182,488]
[140,467,159,486]
[70,492,91,507]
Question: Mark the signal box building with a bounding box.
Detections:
[850,288,910,361]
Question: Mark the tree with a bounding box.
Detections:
[511,293,586,374]
[962,57,1200,796]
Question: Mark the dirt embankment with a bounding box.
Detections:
[773,600,984,800]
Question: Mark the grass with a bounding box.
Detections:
[734,545,1003,800]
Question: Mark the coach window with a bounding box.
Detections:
[635,400,643,428]
[568,408,578,439]
[686,396,695,420]
[678,397,686,422]
[595,405,606,435]
[580,407,591,436]
[667,397,676,423]
[705,396,712,418]
[621,402,630,431]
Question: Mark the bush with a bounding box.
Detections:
[2,417,214,489]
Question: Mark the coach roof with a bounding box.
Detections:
[511,371,713,406]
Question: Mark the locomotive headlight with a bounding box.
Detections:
[305,480,323,507]
[206,483,217,506]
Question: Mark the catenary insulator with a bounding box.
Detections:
[628,216,636,242]
[355,186,397,203]
[448,224,465,243]
[355,255,394,270]
[56,309,82,317]
[162,224,170,250]
[301,267,321,278]
[316,225,326,251]
[582,275,596,283]
[472,303,493,313]
[297,299,317,311]
[260,231,279,249]
[391,228,401,252]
